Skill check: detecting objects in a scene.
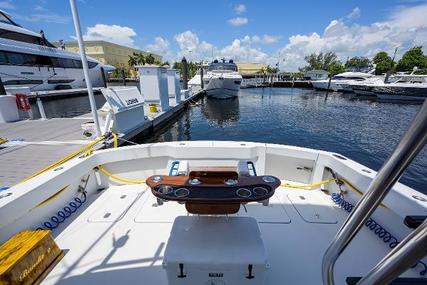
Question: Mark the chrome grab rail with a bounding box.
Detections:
[322,98,427,285]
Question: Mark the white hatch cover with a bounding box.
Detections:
[286,190,338,224]
[236,195,291,224]
[88,192,140,223]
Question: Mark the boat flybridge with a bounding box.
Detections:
[0,10,114,91]
[0,100,427,284]
[204,59,242,99]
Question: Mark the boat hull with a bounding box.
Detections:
[205,77,241,99]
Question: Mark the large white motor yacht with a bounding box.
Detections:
[312,71,375,92]
[0,10,114,91]
[203,59,242,99]
[351,75,427,102]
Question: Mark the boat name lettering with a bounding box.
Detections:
[125,98,139,105]
[208,273,224,278]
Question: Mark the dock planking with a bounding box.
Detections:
[0,88,204,187]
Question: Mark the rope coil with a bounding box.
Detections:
[331,193,426,276]
[36,192,87,230]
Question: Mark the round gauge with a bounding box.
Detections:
[174,188,190,198]
[253,187,268,196]
[156,185,173,194]
[189,178,201,185]
[236,188,252,198]
[151,176,163,183]
[262,176,276,183]
[224,178,238,186]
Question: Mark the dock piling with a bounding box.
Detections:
[182,57,188,90]
[0,77,6,95]
[36,96,47,120]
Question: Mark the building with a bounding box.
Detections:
[55,40,161,77]
[237,63,268,75]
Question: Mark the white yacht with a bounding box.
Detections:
[312,72,375,92]
[203,59,242,99]
[0,10,114,91]
[351,75,427,102]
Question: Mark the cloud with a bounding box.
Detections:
[347,7,361,19]
[174,30,216,61]
[278,3,427,71]
[34,5,47,12]
[82,24,137,47]
[228,17,248,26]
[14,14,70,24]
[146,36,173,59]
[234,4,246,15]
[0,0,15,10]
[242,34,282,45]
[220,39,268,63]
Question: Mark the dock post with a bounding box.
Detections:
[0,77,6,95]
[200,66,204,89]
[69,0,101,137]
[121,69,127,86]
[36,95,47,120]
[182,57,188,90]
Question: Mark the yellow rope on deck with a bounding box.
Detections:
[281,178,337,189]
[97,165,145,184]
[0,137,7,145]
[16,135,106,185]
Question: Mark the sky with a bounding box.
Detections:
[2,0,427,71]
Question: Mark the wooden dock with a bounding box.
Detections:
[0,89,204,188]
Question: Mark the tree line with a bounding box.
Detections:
[300,46,427,76]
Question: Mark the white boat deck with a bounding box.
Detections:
[43,182,418,284]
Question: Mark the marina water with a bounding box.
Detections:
[33,87,427,193]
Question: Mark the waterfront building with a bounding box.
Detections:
[54,40,161,77]
[237,63,268,75]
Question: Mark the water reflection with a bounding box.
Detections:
[201,97,240,127]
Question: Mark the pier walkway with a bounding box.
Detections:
[0,89,204,188]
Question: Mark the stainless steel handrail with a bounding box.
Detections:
[322,98,427,285]
[357,219,427,285]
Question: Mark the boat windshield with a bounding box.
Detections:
[0,12,18,26]
[208,62,238,72]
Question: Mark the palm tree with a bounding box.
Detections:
[145,54,156,65]
[128,54,138,68]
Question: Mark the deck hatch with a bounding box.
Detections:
[87,192,139,223]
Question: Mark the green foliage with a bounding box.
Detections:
[127,52,163,67]
[345,56,372,70]
[328,63,346,76]
[173,60,201,78]
[396,46,427,72]
[373,52,394,75]
[265,65,280,74]
[303,52,340,71]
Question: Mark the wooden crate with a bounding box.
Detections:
[0,230,63,285]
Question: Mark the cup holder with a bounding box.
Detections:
[155,185,173,195]
[236,188,252,198]
[262,176,276,183]
[224,179,238,186]
[175,188,190,198]
[253,187,268,196]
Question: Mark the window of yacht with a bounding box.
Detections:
[0,28,41,45]
[0,50,98,69]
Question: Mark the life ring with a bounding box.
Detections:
[15,93,31,111]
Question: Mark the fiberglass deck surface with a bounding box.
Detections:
[43,184,416,285]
